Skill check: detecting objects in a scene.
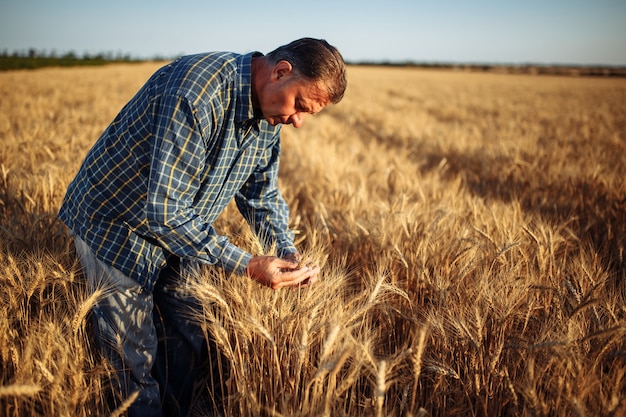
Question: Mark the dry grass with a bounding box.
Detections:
[1,63,625,416]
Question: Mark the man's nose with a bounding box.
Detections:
[290,112,307,128]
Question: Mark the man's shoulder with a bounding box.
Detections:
[173,52,242,77]
[161,52,248,100]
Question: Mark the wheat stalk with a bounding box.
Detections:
[109,390,139,417]
[0,384,41,397]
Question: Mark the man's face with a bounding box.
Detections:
[258,61,330,128]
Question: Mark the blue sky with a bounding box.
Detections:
[1,0,625,66]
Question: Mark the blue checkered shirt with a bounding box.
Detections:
[59,51,297,291]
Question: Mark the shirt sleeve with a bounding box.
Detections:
[145,94,252,274]
[235,132,297,257]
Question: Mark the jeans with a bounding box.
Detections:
[73,236,209,417]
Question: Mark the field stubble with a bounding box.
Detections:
[1,63,625,416]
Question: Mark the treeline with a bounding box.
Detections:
[3,48,625,77]
[350,59,626,77]
[0,48,169,71]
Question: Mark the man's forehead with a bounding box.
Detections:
[299,80,330,107]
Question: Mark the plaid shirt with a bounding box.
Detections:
[59,51,296,291]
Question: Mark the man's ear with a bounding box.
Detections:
[274,60,294,80]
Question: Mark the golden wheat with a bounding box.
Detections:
[1,62,625,416]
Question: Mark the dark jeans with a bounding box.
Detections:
[152,256,208,417]
[74,237,218,417]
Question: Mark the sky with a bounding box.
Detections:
[1,0,625,66]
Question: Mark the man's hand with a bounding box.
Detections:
[282,252,302,264]
[246,255,319,290]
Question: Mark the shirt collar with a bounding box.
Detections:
[236,51,263,126]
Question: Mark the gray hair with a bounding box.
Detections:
[266,38,347,104]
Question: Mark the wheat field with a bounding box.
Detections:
[1,62,625,417]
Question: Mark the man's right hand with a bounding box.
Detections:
[246,255,320,290]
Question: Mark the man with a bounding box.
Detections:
[58,38,347,416]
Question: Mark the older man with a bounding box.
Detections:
[59,38,347,416]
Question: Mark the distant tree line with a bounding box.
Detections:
[349,59,626,77]
[2,48,624,77]
[0,48,174,71]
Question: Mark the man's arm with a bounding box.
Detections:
[145,94,251,274]
[235,135,320,287]
[235,134,297,257]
